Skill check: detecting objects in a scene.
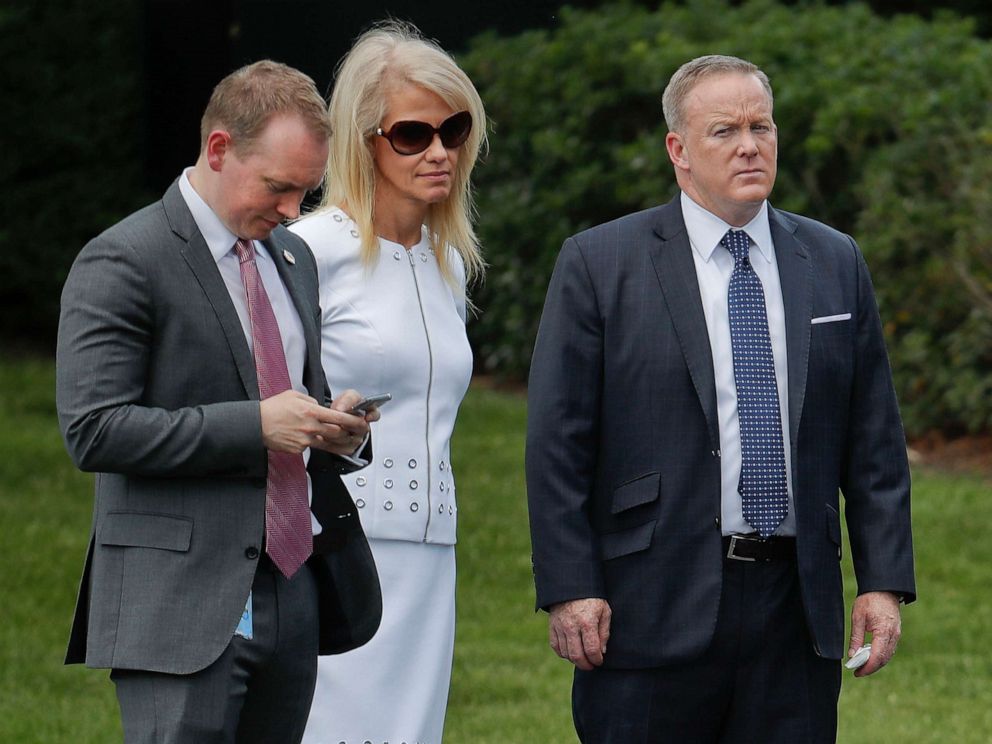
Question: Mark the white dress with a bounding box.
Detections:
[290,208,473,744]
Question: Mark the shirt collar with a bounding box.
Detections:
[179,168,260,264]
[680,191,774,264]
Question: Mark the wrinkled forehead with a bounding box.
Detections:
[686,72,774,120]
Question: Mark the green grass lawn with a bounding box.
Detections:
[1,359,989,742]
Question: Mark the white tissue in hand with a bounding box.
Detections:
[845,644,871,670]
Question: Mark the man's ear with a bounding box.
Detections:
[204,130,233,172]
[665,131,689,171]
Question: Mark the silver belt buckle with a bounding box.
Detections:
[726,535,756,562]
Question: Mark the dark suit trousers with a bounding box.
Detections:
[572,550,841,744]
[112,556,319,744]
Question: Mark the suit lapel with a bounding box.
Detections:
[262,233,324,400]
[769,207,812,446]
[162,182,259,399]
[646,199,720,452]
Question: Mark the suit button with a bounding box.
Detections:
[245,546,259,560]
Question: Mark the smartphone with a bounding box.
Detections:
[347,393,392,415]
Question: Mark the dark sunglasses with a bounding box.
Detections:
[375,111,472,155]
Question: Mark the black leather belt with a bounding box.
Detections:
[722,534,796,562]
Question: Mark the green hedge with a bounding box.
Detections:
[461,0,992,436]
[0,0,149,345]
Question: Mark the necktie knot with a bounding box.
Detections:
[720,229,751,265]
[234,238,254,264]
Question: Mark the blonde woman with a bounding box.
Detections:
[291,21,487,744]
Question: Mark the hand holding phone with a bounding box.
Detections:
[347,393,392,416]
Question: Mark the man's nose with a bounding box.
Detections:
[738,130,759,156]
[277,194,302,221]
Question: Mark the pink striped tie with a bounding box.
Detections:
[235,239,312,578]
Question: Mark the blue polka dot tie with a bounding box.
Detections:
[722,229,789,538]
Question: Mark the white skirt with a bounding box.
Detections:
[302,539,456,744]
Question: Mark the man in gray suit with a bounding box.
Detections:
[57,61,381,742]
[526,55,915,742]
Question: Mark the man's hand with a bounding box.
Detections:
[260,389,374,456]
[849,591,902,677]
[549,598,612,671]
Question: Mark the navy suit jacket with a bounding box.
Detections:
[525,196,916,668]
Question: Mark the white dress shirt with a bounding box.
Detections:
[681,192,796,536]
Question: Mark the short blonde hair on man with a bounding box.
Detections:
[200,60,331,153]
[319,20,488,287]
[662,54,773,134]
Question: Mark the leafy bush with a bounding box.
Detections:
[0,0,149,346]
[461,0,992,435]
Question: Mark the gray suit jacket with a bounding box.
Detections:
[526,196,916,668]
[56,180,381,675]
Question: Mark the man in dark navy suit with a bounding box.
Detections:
[526,55,916,743]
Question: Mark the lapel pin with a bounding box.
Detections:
[283,250,296,265]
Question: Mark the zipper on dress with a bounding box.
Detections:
[408,249,434,541]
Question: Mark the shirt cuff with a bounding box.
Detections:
[341,432,370,466]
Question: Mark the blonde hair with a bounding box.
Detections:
[319,20,487,286]
[200,60,331,154]
[662,55,773,134]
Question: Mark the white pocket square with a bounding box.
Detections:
[811,313,852,325]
